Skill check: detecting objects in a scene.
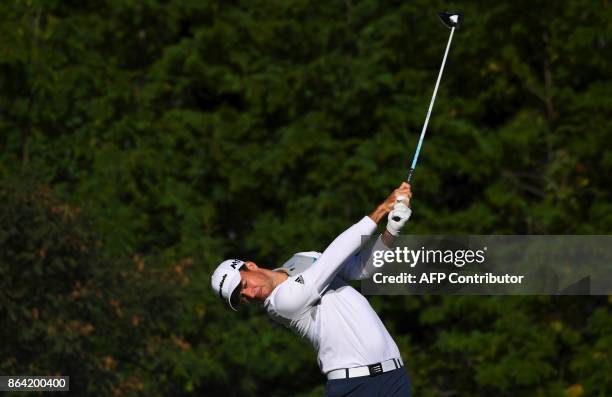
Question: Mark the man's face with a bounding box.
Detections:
[238,262,275,303]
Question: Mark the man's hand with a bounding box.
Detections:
[368,182,412,224]
[386,202,411,236]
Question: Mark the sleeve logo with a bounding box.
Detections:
[295,275,304,284]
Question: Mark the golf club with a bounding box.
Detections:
[407,11,463,183]
[392,12,462,221]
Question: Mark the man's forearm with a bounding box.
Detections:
[369,205,401,247]
[340,232,394,280]
[304,216,377,293]
[368,205,387,224]
[381,229,396,248]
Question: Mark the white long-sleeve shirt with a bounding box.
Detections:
[264,216,401,374]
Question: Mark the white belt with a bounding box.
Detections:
[326,357,404,380]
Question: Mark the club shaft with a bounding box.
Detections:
[408,26,456,182]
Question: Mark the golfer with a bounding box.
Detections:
[212,183,413,396]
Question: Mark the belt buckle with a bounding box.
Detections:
[367,362,383,376]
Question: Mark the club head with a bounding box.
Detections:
[438,12,463,29]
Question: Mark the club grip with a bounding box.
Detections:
[407,168,415,183]
[396,168,415,220]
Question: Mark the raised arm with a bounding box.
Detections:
[270,183,413,319]
[299,216,377,295]
[339,183,412,280]
[302,182,412,291]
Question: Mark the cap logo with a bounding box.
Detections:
[230,260,242,269]
[218,274,227,299]
[295,275,304,284]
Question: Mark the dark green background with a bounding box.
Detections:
[1,1,610,396]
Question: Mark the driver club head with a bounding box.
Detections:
[438,12,463,29]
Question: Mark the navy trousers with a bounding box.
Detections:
[323,368,411,397]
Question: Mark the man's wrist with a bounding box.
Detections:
[368,205,387,224]
[381,230,395,247]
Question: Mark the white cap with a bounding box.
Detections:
[211,259,245,311]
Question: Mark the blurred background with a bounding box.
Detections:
[1,0,610,396]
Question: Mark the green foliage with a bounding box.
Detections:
[0,0,610,396]
[0,176,195,396]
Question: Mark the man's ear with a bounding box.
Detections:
[244,261,258,271]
